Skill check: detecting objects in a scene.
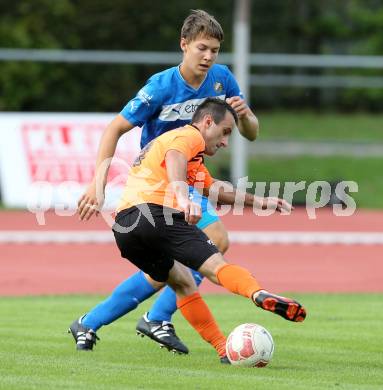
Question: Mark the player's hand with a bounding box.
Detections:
[178,197,202,225]
[261,197,294,214]
[77,182,105,221]
[226,96,251,118]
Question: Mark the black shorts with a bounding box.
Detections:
[112,203,219,282]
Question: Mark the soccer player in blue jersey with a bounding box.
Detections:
[70,10,259,355]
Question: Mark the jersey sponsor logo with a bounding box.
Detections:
[129,101,137,113]
[137,88,153,106]
[158,95,225,121]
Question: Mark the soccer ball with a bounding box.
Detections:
[226,323,274,367]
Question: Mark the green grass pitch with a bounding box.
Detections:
[1,293,382,389]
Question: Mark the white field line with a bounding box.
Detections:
[0,230,383,245]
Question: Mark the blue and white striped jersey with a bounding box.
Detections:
[120,64,242,148]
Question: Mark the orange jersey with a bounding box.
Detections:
[117,125,213,212]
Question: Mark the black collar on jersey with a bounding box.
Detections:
[190,124,200,132]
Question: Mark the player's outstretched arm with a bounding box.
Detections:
[78,114,134,221]
[226,96,259,141]
[205,179,293,214]
[165,150,201,225]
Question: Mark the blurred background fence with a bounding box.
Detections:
[1,0,382,209]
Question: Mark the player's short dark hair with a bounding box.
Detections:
[192,98,238,125]
[181,10,224,43]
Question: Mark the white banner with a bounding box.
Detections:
[0,113,141,209]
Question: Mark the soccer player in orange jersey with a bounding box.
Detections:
[71,98,306,363]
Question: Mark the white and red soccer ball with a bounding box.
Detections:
[226,323,274,367]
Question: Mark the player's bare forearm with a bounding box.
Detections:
[165,150,201,224]
[237,112,259,141]
[93,115,134,186]
[212,185,260,208]
[165,149,189,207]
[78,114,133,220]
[226,96,259,141]
[205,180,293,213]
[165,150,188,188]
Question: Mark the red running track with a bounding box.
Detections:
[1,209,382,296]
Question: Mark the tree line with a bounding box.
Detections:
[0,0,382,112]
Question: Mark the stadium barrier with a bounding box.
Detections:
[0,113,141,209]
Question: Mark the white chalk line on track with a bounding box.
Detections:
[1,230,383,245]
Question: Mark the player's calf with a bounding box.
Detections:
[202,260,307,322]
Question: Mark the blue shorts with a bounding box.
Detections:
[188,186,219,230]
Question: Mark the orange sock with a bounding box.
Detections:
[216,264,262,298]
[177,292,226,357]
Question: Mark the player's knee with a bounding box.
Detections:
[198,253,226,284]
[203,222,230,254]
[167,262,198,298]
[168,277,197,298]
[143,273,165,291]
[215,233,229,254]
[172,282,198,298]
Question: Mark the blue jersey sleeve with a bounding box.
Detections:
[120,78,163,127]
[224,66,244,100]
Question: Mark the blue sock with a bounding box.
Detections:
[147,270,204,322]
[82,271,156,331]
